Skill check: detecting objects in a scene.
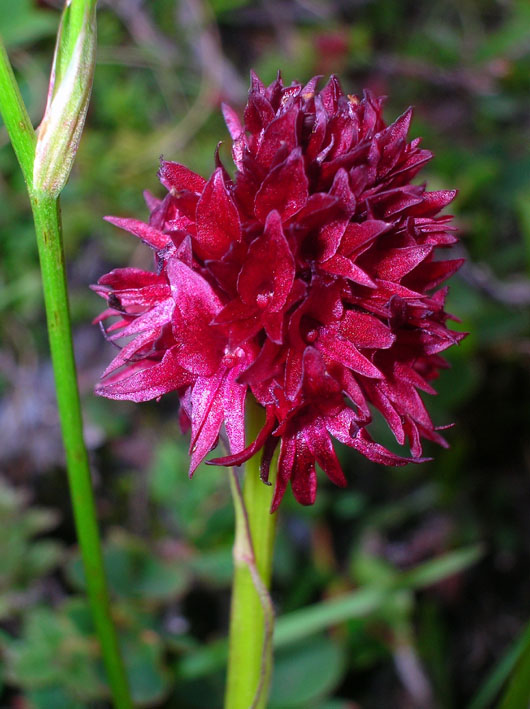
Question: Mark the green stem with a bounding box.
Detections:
[225,403,278,709]
[30,194,132,709]
[0,36,132,709]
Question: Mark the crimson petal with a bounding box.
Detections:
[96,347,193,402]
[195,168,241,259]
[208,406,276,466]
[104,217,170,250]
[158,160,206,194]
[254,149,309,222]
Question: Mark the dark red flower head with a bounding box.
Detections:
[93,72,465,510]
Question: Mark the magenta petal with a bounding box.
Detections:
[340,310,395,350]
[96,283,170,314]
[263,311,284,344]
[100,328,159,379]
[324,407,361,445]
[237,211,295,312]
[403,417,423,457]
[214,298,256,325]
[271,435,296,512]
[158,160,206,194]
[221,364,247,455]
[390,149,433,182]
[167,260,224,375]
[316,169,356,261]
[92,307,120,324]
[284,346,304,400]
[409,190,457,217]
[195,168,241,259]
[254,149,309,222]
[340,369,371,420]
[256,107,299,167]
[340,220,391,255]
[227,316,263,348]
[249,69,266,94]
[306,95,328,162]
[107,299,174,341]
[363,381,406,445]
[305,423,346,487]
[330,165,356,209]
[295,193,339,232]
[374,245,433,281]
[325,410,429,465]
[104,217,170,250]
[143,190,160,211]
[320,75,344,113]
[222,102,244,140]
[393,362,436,395]
[369,186,424,217]
[168,260,222,319]
[320,255,376,287]
[260,435,279,483]
[96,347,193,402]
[317,221,348,262]
[208,406,276,466]
[238,340,283,386]
[350,428,430,465]
[97,267,166,291]
[379,107,413,151]
[317,330,383,378]
[291,432,318,505]
[189,372,225,475]
[380,377,433,429]
[244,90,275,135]
[420,421,450,449]
[407,258,465,291]
[302,346,342,400]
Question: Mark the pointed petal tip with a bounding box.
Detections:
[270,497,282,514]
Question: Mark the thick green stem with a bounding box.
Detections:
[225,404,278,709]
[0,34,132,709]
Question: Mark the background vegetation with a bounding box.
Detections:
[1,0,529,707]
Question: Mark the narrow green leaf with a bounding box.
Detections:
[468,620,530,709]
[178,546,482,682]
[273,587,387,648]
[498,623,530,709]
[396,545,483,590]
[0,38,36,185]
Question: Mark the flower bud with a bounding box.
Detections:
[33,0,96,197]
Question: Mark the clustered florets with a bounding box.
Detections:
[93,72,464,510]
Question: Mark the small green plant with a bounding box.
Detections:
[0,481,63,621]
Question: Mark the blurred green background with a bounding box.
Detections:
[1,1,529,707]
